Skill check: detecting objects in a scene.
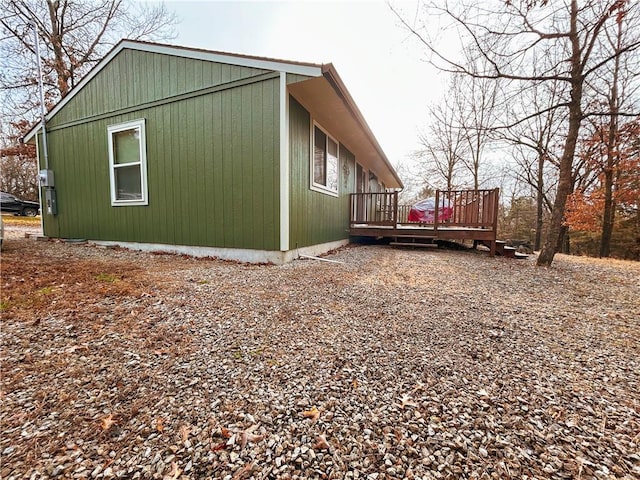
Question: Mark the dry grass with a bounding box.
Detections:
[1,214,41,227]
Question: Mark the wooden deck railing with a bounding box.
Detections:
[350,189,499,231]
[350,191,398,226]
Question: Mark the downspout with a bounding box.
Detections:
[33,18,50,231]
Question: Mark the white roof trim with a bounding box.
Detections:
[24,40,323,143]
[128,42,323,77]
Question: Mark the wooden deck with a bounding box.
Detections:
[349,189,500,255]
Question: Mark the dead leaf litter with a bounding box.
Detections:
[1,232,639,479]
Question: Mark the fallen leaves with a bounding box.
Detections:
[239,426,265,449]
[211,442,227,452]
[218,425,266,450]
[178,424,191,443]
[1,252,155,322]
[232,461,256,480]
[477,388,490,397]
[3,235,640,479]
[162,461,181,480]
[313,434,331,450]
[99,414,116,431]
[396,394,418,409]
[302,406,321,422]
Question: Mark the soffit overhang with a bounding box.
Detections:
[288,66,403,189]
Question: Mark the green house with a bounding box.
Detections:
[24,40,402,264]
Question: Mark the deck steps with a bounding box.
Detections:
[390,241,438,248]
[390,235,438,249]
[486,240,528,259]
[499,243,517,258]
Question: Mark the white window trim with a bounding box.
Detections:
[310,121,339,197]
[107,119,148,206]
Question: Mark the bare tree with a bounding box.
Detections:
[415,76,468,191]
[392,0,640,266]
[0,0,178,198]
[499,78,566,250]
[454,51,501,190]
[1,1,177,108]
[0,119,37,200]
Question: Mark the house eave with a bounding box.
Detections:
[288,65,403,189]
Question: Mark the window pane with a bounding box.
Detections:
[314,127,327,185]
[113,128,141,165]
[114,164,142,200]
[327,138,339,192]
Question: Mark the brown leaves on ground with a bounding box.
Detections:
[3,234,639,479]
[0,238,194,467]
[100,414,116,431]
[302,406,321,423]
[396,394,418,409]
[1,243,155,322]
[162,461,181,480]
[178,424,191,443]
[232,461,256,480]
[219,425,266,450]
[313,434,331,450]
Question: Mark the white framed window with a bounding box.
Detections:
[311,123,339,196]
[107,119,148,206]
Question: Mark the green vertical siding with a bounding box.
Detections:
[49,49,270,128]
[41,74,280,251]
[288,96,356,249]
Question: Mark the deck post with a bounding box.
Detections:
[349,194,354,226]
[490,188,499,256]
[434,190,440,232]
[493,189,500,227]
[393,191,398,226]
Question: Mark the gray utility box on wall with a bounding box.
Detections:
[44,188,57,215]
[39,169,55,187]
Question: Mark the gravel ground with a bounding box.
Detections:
[1,230,639,480]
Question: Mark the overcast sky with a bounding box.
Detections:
[158,0,453,171]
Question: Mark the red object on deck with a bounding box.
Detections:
[408,197,453,223]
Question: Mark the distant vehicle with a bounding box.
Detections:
[1,191,40,216]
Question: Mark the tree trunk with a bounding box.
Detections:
[537,0,582,266]
[600,169,615,257]
[46,0,70,97]
[556,224,570,254]
[537,98,582,265]
[599,17,621,258]
[534,152,544,250]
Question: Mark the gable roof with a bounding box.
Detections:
[24,39,403,188]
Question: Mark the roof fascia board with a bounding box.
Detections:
[24,41,128,143]
[24,40,323,143]
[129,42,323,77]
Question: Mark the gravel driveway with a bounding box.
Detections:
[1,236,639,479]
